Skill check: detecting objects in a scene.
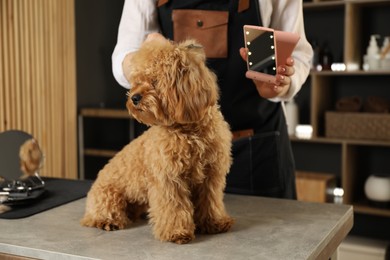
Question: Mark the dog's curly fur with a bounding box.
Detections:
[80,38,234,244]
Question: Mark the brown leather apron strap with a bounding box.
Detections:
[238,0,250,13]
[232,128,254,141]
[157,0,169,8]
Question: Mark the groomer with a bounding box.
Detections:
[112,0,313,199]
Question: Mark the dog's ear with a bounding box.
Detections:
[168,40,219,124]
[182,40,207,64]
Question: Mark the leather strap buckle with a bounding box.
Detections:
[232,128,254,141]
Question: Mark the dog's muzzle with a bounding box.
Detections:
[131,94,142,105]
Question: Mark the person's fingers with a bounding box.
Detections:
[286,57,294,66]
[239,47,248,62]
[272,85,285,95]
[278,65,295,76]
[278,57,295,76]
[275,74,291,86]
[251,56,295,98]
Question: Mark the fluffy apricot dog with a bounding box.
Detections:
[81,38,234,244]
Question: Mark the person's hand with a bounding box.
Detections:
[239,47,295,99]
[123,33,167,82]
[144,32,167,43]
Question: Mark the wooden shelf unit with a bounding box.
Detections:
[78,108,135,179]
[296,0,390,218]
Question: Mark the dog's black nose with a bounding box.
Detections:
[131,94,142,105]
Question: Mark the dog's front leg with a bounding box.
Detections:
[193,170,234,234]
[81,182,130,231]
[147,178,195,244]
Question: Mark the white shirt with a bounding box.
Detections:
[112,0,313,102]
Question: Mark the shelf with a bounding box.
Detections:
[310,70,390,76]
[80,108,129,118]
[304,0,390,9]
[291,136,390,147]
[345,0,390,6]
[353,202,390,217]
[303,1,345,9]
[84,148,118,158]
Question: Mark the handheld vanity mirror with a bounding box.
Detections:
[243,25,300,84]
[0,130,45,206]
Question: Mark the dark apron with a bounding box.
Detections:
[157,0,296,199]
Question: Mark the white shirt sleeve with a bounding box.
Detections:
[259,0,313,102]
[111,0,159,89]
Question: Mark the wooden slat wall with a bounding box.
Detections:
[0,0,77,179]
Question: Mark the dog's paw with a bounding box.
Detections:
[100,222,121,231]
[197,216,234,234]
[167,231,195,244]
[80,217,128,231]
[90,221,125,231]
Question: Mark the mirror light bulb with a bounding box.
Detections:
[247,41,251,46]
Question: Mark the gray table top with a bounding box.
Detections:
[0,194,353,260]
